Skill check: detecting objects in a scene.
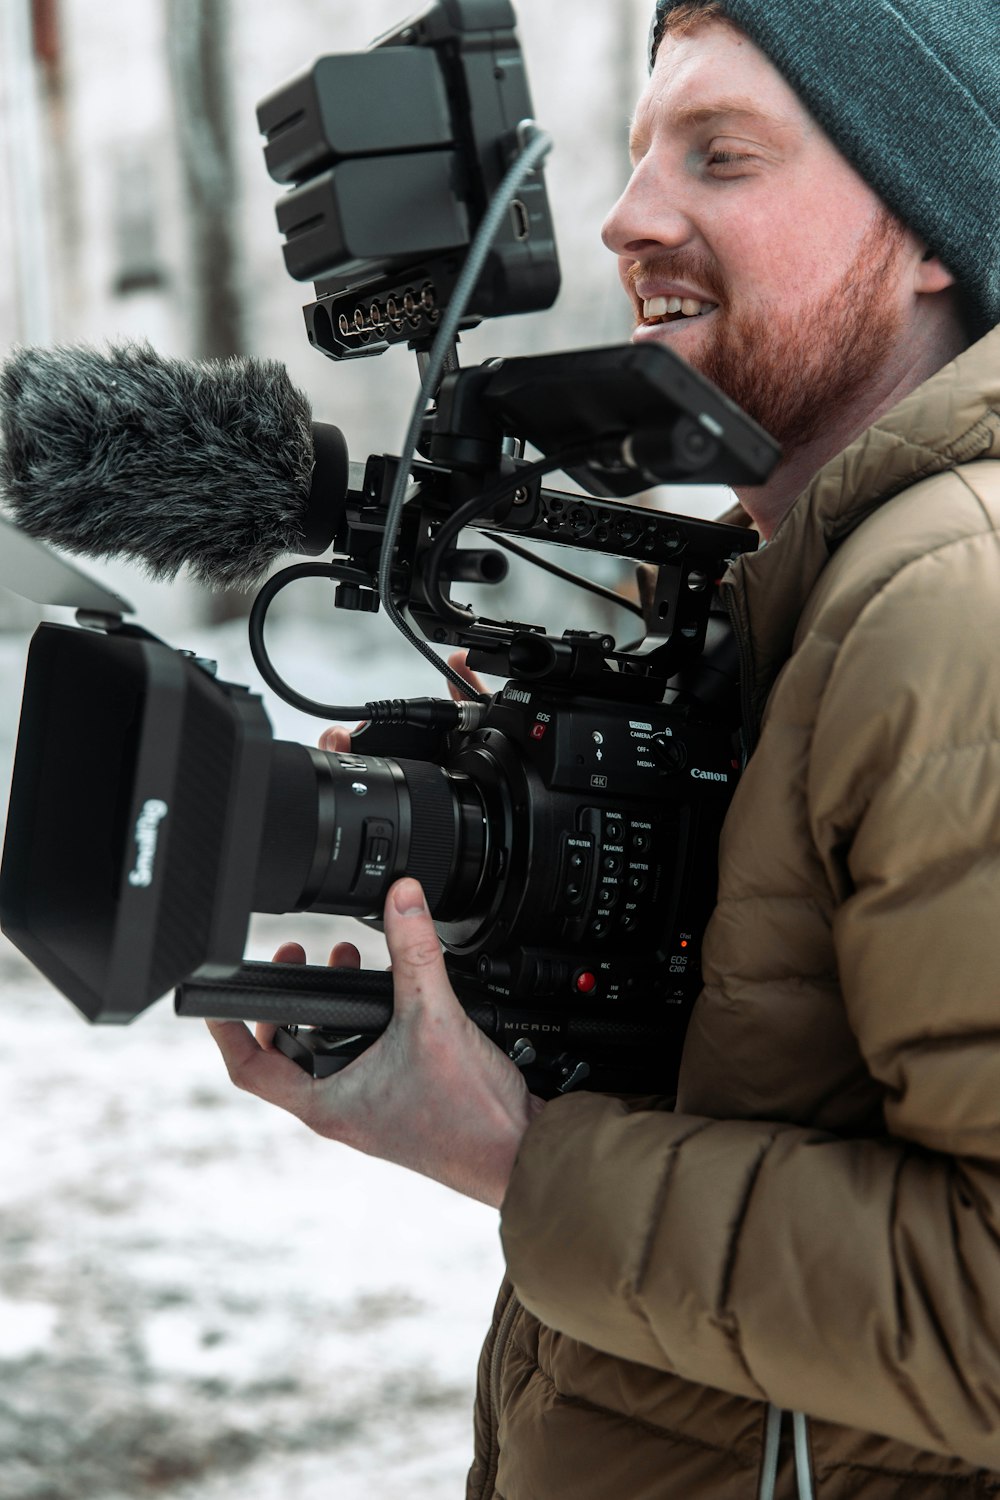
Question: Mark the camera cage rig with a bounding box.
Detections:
[246,343,773,722]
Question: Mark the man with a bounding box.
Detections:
[209,1,1000,1493]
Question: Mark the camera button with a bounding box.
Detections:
[560,833,594,911]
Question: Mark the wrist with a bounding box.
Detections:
[486,1094,545,1210]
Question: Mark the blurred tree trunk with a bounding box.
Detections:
[167,0,249,622]
[0,1,61,632]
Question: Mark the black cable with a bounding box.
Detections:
[248,564,469,730]
[249,565,371,718]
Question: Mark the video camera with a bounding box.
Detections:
[0,0,778,1098]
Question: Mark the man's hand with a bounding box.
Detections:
[206,877,544,1209]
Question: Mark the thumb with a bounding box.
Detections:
[384,878,453,1017]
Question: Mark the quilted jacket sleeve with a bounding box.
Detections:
[500,508,1000,1468]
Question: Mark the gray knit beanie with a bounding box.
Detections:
[650,1,1000,338]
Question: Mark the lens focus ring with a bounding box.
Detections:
[396,759,459,910]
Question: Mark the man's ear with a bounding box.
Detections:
[914,243,955,294]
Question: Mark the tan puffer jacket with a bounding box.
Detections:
[468,325,1000,1500]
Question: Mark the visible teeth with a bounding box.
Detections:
[642,295,719,321]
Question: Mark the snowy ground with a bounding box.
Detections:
[0,608,507,1500]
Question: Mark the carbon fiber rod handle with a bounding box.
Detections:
[174,961,497,1033]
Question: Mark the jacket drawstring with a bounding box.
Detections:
[757,1407,815,1500]
[792,1412,815,1499]
[758,1404,782,1500]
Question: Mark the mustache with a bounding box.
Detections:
[624,254,728,309]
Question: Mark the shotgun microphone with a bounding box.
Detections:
[0,341,348,588]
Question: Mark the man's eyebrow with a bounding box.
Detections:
[629,98,794,154]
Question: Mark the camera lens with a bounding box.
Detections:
[252,743,488,922]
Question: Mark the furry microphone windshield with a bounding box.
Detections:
[0,342,346,589]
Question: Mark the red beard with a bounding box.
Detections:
[627,209,907,452]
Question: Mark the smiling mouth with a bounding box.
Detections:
[641,295,718,326]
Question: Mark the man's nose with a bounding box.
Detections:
[601,162,693,257]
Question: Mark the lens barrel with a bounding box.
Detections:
[253,743,488,921]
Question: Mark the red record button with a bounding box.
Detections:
[574,970,598,995]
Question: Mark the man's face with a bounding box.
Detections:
[602,20,910,451]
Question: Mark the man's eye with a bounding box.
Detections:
[708,150,753,167]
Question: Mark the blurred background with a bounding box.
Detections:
[0,2,732,1496]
